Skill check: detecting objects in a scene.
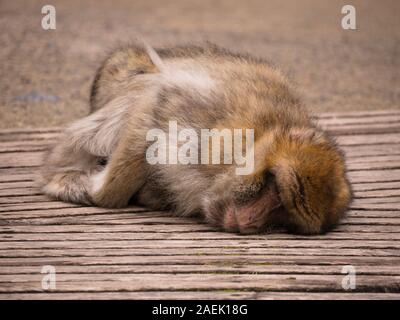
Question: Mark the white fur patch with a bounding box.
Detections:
[162,66,215,92]
[144,45,214,92]
[90,167,109,195]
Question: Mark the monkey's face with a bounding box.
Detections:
[203,128,352,235]
[203,170,288,234]
[227,173,287,234]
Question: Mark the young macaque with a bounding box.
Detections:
[40,42,352,234]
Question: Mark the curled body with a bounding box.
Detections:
[40,43,352,234]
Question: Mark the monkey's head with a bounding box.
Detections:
[203,127,352,234]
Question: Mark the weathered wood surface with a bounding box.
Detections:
[0,110,399,300]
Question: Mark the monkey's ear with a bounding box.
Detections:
[263,171,276,185]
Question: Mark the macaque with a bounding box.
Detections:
[40,43,352,234]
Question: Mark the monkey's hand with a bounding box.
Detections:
[88,168,132,208]
[91,191,128,208]
[42,171,94,206]
[88,153,148,208]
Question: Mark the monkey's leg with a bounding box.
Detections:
[41,140,101,205]
[41,96,130,205]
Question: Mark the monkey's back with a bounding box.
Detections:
[90,43,311,136]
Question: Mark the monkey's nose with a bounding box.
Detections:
[222,207,239,233]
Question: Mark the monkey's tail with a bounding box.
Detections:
[142,41,165,72]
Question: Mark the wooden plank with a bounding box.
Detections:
[0,274,398,293]
[1,264,399,276]
[0,255,398,267]
[1,231,399,241]
[0,204,148,215]
[0,181,36,190]
[0,224,215,234]
[336,133,400,146]
[324,122,400,133]
[318,114,400,125]
[0,195,54,204]
[0,247,398,258]
[1,222,400,234]
[1,273,398,285]
[0,239,398,251]
[0,291,399,300]
[354,189,400,198]
[347,162,400,171]
[0,127,61,135]
[349,202,400,210]
[347,210,400,217]
[0,187,42,197]
[348,169,400,183]
[0,140,51,153]
[314,110,400,119]
[352,197,400,204]
[341,144,400,157]
[0,152,43,168]
[0,132,59,142]
[352,182,400,192]
[347,155,400,164]
[0,173,38,183]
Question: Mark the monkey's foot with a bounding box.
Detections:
[42,171,93,205]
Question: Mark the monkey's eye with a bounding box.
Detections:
[264,172,276,185]
[129,68,146,76]
[97,157,108,166]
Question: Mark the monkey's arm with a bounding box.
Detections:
[40,94,136,205]
[89,112,151,208]
[89,136,148,208]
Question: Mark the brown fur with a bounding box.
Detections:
[40,42,352,234]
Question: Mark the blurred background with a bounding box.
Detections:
[0,0,399,128]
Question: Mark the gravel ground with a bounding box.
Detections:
[0,0,399,128]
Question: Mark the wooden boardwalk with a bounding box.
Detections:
[0,110,399,300]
